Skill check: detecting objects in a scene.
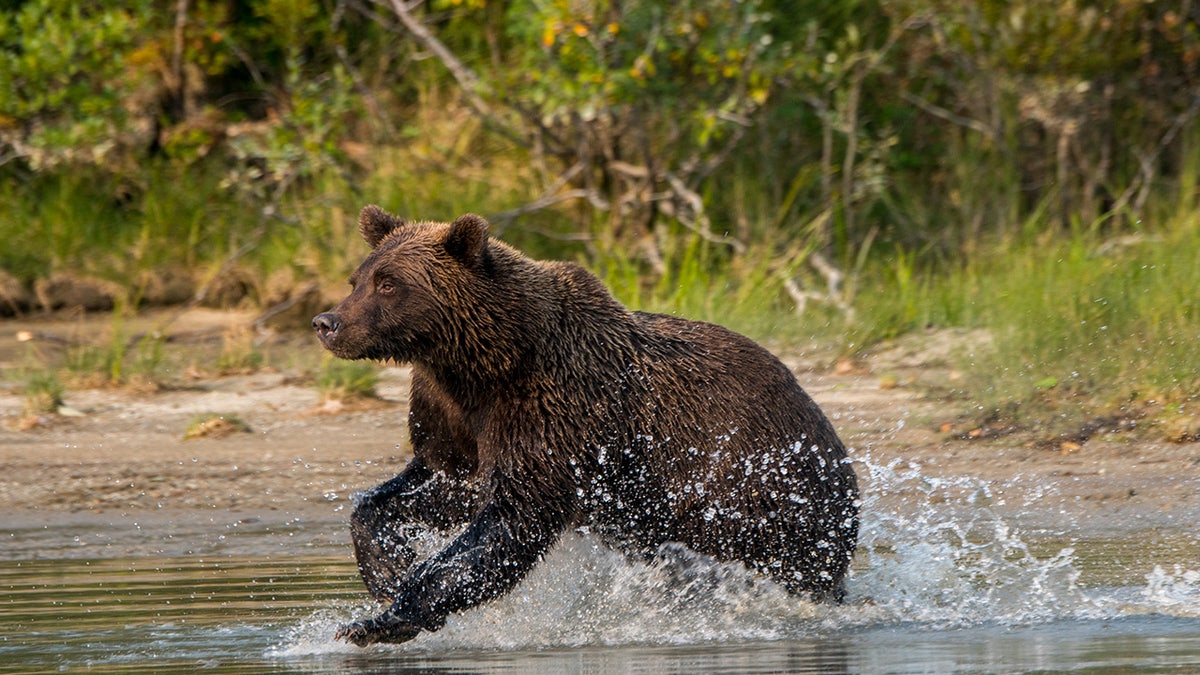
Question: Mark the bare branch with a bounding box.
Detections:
[375,0,491,117]
[490,189,600,226]
[0,146,25,168]
[489,163,607,230]
[900,90,995,138]
[781,277,820,316]
[607,160,650,179]
[660,172,746,254]
[779,251,856,320]
[171,0,190,119]
[333,0,393,133]
[1107,88,1200,217]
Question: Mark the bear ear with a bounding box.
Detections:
[445,213,489,266]
[359,204,406,249]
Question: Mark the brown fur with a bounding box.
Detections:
[314,206,859,646]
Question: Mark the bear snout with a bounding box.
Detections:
[312,312,342,343]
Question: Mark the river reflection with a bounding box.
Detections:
[2,532,1200,674]
[4,458,1200,673]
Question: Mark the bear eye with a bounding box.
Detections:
[376,279,396,295]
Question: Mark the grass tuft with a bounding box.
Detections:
[315,355,380,403]
[183,414,251,440]
[21,369,64,415]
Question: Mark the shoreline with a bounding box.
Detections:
[2,311,1199,554]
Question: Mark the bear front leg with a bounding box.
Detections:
[334,614,423,646]
[349,456,480,602]
[337,474,574,645]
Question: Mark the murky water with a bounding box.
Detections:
[4,460,1200,674]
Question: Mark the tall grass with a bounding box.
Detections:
[61,311,168,388]
[594,230,836,344]
[844,206,1200,425]
[20,368,64,414]
[0,145,534,296]
[975,217,1200,412]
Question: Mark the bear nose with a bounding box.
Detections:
[312,312,341,337]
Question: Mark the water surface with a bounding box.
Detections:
[5,460,1200,673]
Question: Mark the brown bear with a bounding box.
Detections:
[313,206,859,646]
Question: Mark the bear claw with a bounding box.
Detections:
[335,617,422,646]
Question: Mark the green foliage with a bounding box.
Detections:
[510,0,776,119]
[2,0,1199,425]
[0,0,154,169]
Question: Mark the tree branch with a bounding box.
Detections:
[900,90,995,139]
[376,0,490,116]
[489,163,605,229]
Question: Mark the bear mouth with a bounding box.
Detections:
[315,330,381,362]
[317,334,362,359]
[315,329,348,355]
[324,342,370,361]
[312,313,345,349]
[312,321,359,359]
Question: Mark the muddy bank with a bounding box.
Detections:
[1,310,1198,541]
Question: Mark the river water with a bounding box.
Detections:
[3,459,1200,674]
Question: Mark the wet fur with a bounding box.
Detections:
[315,207,859,645]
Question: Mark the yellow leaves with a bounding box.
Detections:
[543,19,610,47]
[631,54,656,81]
[126,41,164,68]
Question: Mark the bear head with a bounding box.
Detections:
[312,205,490,363]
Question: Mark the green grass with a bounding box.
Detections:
[215,327,267,374]
[57,310,169,388]
[21,368,64,414]
[594,228,841,346]
[974,217,1200,413]
[315,355,380,402]
[842,208,1200,431]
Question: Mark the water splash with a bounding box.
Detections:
[847,455,1090,628]
[1141,566,1200,617]
[276,535,821,656]
[275,454,1200,656]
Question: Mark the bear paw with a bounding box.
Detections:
[335,616,423,646]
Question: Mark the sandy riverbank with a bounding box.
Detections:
[1,309,1198,543]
